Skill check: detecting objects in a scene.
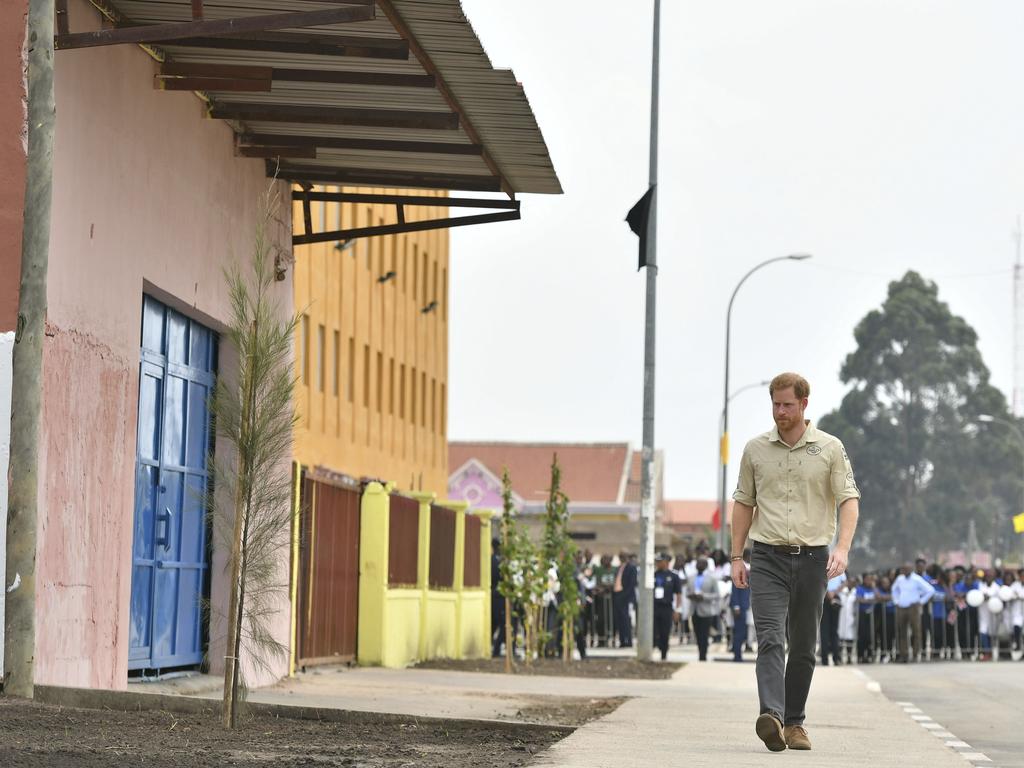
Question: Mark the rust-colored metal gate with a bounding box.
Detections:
[296,471,360,667]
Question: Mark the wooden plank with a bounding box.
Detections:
[160,62,432,88]
[292,210,521,246]
[55,0,69,37]
[238,145,317,159]
[292,190,519,210]
[55,6,375,50]
[191,0,203,21]
[157,76,271,92]
[161,62,272,80]
[272,162,502,192]
[166,32,407,59]
[241,133,480,155]
[211,103,458,130]
[272,68,434,88]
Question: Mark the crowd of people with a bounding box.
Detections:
[492,540,1024,664]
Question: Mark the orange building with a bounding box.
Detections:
[293,187,450,493]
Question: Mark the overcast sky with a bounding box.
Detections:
[448,0,1024,501]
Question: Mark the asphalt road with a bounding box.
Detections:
[867,660,1024,767]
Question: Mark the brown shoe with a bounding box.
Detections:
[784,724,812,750]
[755,713,786,752]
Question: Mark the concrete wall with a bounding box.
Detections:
[36,0,291,690]
[0,2,25,332]
[357,484,491,667]
[0,332,13,678]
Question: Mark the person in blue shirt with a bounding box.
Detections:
[856,574,877,663]
[875,576,896,662]
[730,549,752,662]
[891,564,936,662]
[652,552,682,661]
[925,565,950,660]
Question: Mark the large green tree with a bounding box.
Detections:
[819,271,1022,567]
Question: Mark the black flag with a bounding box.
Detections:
[626,185,656,270]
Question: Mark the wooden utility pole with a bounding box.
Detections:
[4,0,56,698]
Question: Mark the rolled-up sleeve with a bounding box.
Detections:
[733,444,757,507]
[830,440,861,505]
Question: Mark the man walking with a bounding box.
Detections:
[652,552,682,660]
[892,564,935,662]
[687,556,720,661]
[731,373,860,752]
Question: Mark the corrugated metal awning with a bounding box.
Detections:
[59,0,561,197]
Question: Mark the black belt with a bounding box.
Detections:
[753,541,828,556]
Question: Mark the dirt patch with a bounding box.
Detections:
[415,657,682,680]
[0,698,567,768]
[502,696,627,727]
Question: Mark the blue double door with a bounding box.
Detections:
[129,296,217,671]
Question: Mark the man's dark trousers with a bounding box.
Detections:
[819,597,841,664]
[653,604,673,660]
[613,592,632,647]
[750,542,828,726]
[733,613,748,660]
[692,614,713,661]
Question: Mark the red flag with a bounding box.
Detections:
[711,506,721,531]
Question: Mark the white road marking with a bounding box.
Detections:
[859,676,996,766]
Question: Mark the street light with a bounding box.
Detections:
[718,255,813,552]
[976,414,1024,565]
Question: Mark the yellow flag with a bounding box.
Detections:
[1014,512,1024,534]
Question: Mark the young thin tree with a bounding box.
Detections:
[542,455,580,663]
[498,469,516,673]
[209,182,298,729]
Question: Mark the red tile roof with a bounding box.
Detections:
[449,442,630,503]
[663,499,733,526]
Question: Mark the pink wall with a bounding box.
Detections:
[0,1,26,331]
[38,0,292,690]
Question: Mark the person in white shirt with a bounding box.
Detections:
[891,564,935,662]
[837,580,859,663]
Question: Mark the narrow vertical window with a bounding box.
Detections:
[442,267,448,321]
[389,358,395,415]
[363,344,370,408]
[421,251,429,306]
[412,244,419,303]
[430,378,436,432]
[411,368,417,425]
[441,383,447,435]
[332,331,340,396]
[376,352,383,413]
[347,337,354,402]
[399,364,406,419]
[300,314,310,384]
[317,324,325,392]
[421,371,427,427]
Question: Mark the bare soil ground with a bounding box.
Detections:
[414,657,682,680]
[503,696,627,726]
[0,698,575,768]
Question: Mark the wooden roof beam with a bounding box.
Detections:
[55,6,376,50]
[164,31,408,59]
[211,103,459,130]
[240,133,481,156]
[271,162,502,193]
[158,62,434,89]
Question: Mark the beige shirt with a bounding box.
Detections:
[733,421,860,546]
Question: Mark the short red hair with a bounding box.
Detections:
[769,372,810,400]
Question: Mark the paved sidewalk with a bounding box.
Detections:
[534,660,969,768]
[130,647,976,766]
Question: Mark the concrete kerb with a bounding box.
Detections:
[32,685,574,738]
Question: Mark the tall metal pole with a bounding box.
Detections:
[4,0,56,697]
[637,0,660,662]
[717,255,811,553]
